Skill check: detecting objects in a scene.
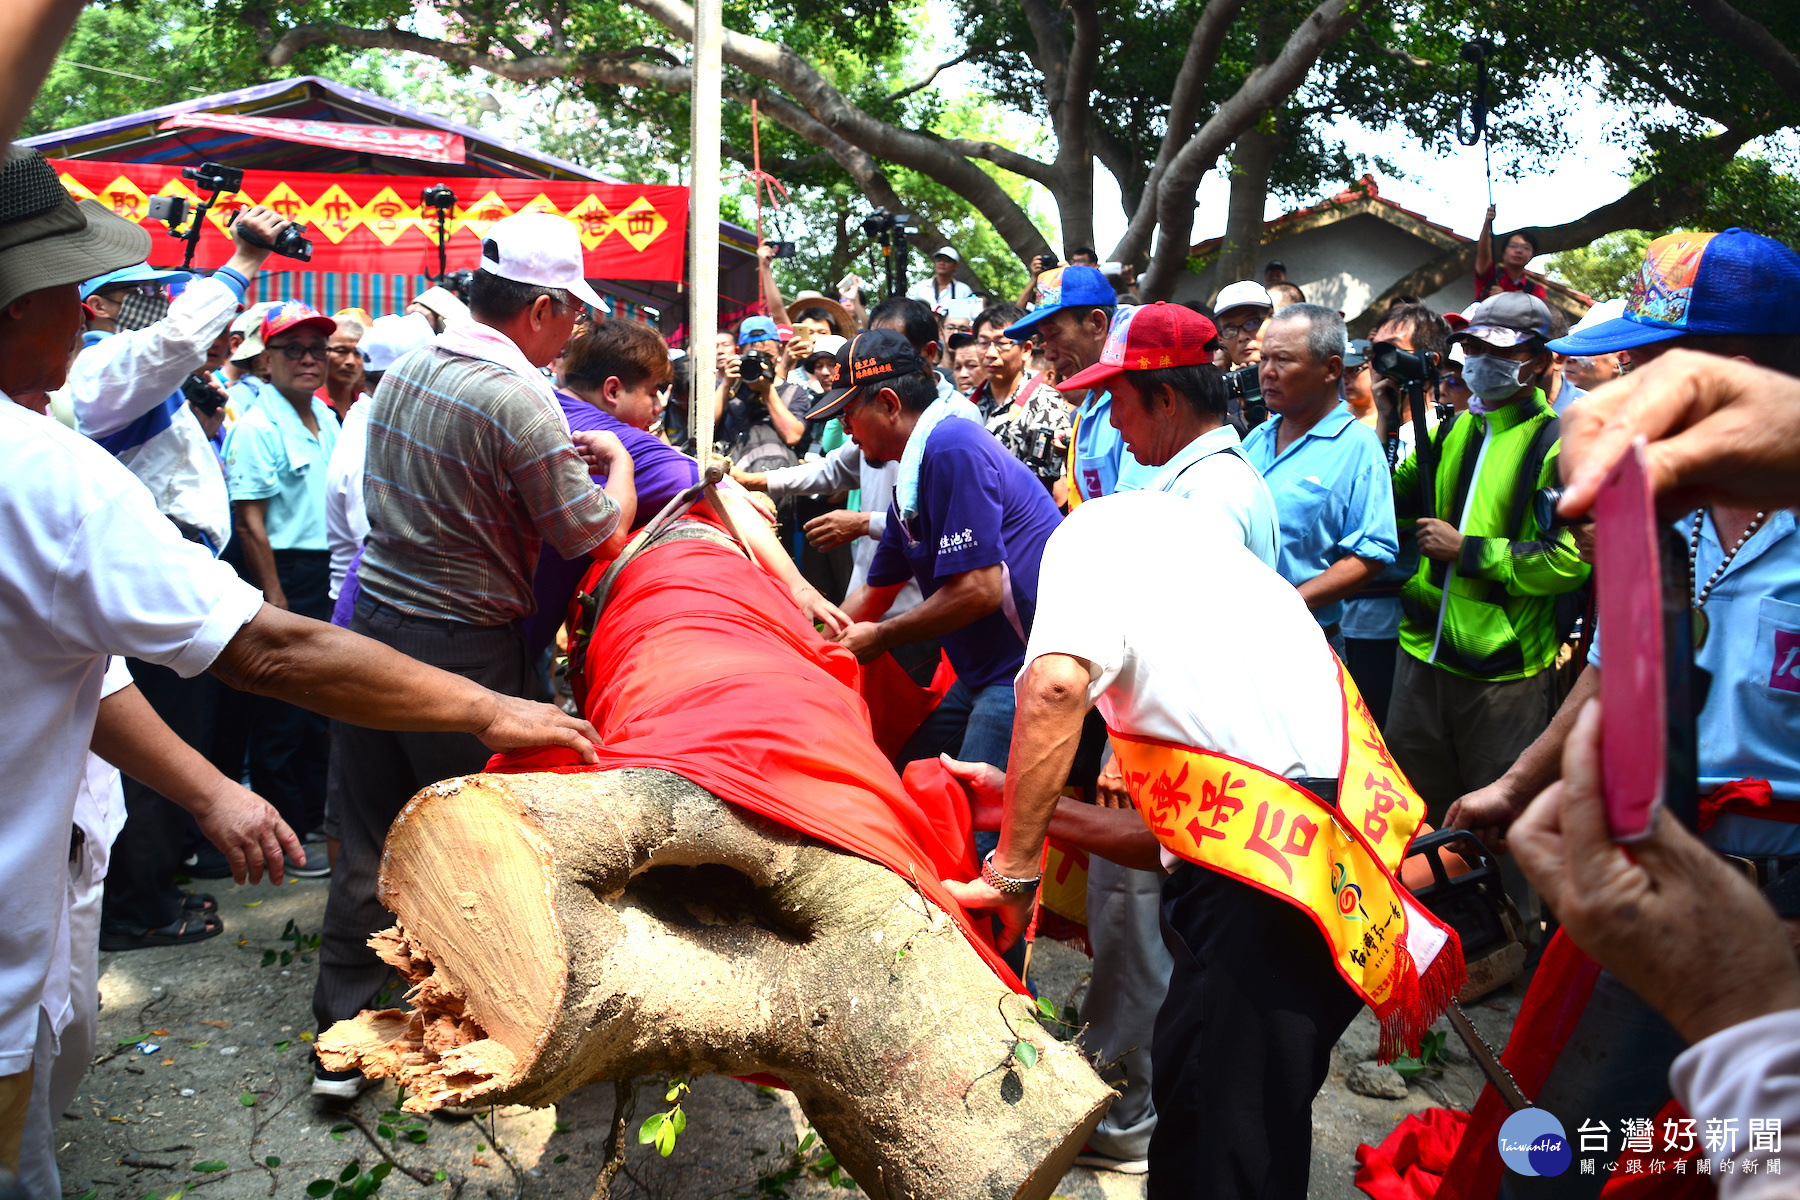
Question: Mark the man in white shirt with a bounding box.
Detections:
[947,488,1459,1199]
[905,245,978,306]
[324,312,436,604]
[68,209,306,947]
[0,144,605,1171]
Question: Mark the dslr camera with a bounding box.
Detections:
[738,349,772,386]
[180,371,226,416]
[1227,362,1267,429]
[1369,341,1439,382]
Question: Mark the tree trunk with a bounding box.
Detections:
[1211,124,1282,300]
[318,766,1113,1200]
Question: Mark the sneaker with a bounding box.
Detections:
[312,1063,378,1101]
[1072,1145,1149,1174]
[287,832,331,879]
[183,844,235,880]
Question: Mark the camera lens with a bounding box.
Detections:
[1532,486,1591,531]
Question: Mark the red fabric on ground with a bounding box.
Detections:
[486,532,1020,989]
[1355,930,1604,1199]
[1599,1098,1716,1200]
[1356,1109,1473,1200]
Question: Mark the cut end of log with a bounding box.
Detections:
[318,775,570,1111]
[318,924,523,1111]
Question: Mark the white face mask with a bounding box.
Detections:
[1462,353,1532,411]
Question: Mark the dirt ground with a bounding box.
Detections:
[51,872,1524,1200]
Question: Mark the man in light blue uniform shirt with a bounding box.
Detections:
[1003,264,1154,505]
[221,301,341,857]
[1244,303,1397,650]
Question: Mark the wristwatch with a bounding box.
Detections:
[980,850,1041,897]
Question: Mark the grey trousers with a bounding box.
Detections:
[1078,855,1173,1161]
[311,599,536,1035]
[1385,652,1559,822]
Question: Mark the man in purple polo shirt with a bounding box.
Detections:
[530,318,848,658]
[528,319,700,656]
[832,329,1063,777]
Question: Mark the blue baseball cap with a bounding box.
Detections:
[80,263,189,300]
[1547,228,1800,355]
[1004,265,1116,338]
[737,315,780,346]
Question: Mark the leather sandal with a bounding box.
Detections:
[99,911,224,952]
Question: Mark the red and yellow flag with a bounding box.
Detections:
[1110,659,1464,1058]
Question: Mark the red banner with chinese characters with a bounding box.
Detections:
[52,159,689,281]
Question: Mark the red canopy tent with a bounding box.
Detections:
[21,75,762,337]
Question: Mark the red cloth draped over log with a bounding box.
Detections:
[485,523,1020,988]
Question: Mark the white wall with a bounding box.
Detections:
[1170,212,1474,322]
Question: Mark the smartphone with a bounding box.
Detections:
[1594,439,1699,840]
[770,240,797,258]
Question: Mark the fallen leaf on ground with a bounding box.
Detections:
[199,1021,229,1029]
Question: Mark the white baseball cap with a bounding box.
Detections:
[1214,280,1274,314]
[1569,296,1628,336]
[933,245,961,262]
[360,312,437,373]
[478,212,607,311]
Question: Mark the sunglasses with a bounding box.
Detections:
[267,342,329,362]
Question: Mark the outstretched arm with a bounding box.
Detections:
[211,606,603,762]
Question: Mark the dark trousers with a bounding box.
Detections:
[244,549,331,835]
[792,494,855,605]
[1148,863,1364,1200]
[1385,652,1559,823]
[101,659,215,930]
[1342,637,1399,732]
[312,598,536,1033]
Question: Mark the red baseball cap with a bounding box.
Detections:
[1059,302,1219,391]
[260,300,337,344]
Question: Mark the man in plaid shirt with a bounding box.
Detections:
[311,213,637,1098]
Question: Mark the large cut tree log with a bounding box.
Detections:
[319,765,1113,1200]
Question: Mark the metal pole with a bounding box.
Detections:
[688,0,722,464]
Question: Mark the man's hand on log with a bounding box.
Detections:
[836,621,887,663]
[793,583,852,637]
[941,755,1004,832]
[941,874,1034,951]
[474,694,603,764]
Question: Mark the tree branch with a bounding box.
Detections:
[264,12,1051,267]
[1110,0,1251,265]
[1685,0,1800,111]
[625,0,1052,262]
[940,137,1058,187]
[885,49,973,103]
[1139,0,1360,297]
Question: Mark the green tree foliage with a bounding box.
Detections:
[22,0,390,139]
[1545,229,1657,299]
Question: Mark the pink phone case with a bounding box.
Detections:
[1594,439,1663,842]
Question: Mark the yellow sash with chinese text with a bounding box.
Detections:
[1109,659,1465,1058]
